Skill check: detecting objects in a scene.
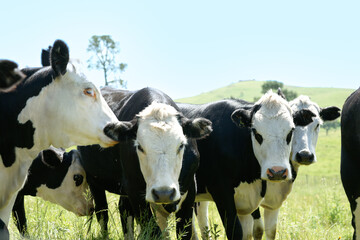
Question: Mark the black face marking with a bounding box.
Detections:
[74,174,84,187]
[137,144,145,153]
[293,109,315,126]
[177,143,185,154]
[286,128,294,145]
[315,123,320,130]
[252,128,263,145]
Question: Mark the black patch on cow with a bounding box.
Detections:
[252,128,263,145]
[293,109,315,126]
[19,149,73,196]
[260,180,267,198]
[286,128,294,145]
[320,106,341,121]
[251,208,261,220]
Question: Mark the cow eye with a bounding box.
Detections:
[252,128,263,145]
[315,124,320,130]
[137,144,145,154]
[286,128,294,145]
[83,88,96,98]
[73,174,83,187]
[177,143,185,154]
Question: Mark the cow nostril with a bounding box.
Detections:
[267,167,287,180]
[152,189,160,201]
[169,188,176,201]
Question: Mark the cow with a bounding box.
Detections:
[341,87,360,240]
[0,218,9,240]
[194,94,340,240]
[78,86,212,239]
[12,147,94,235]
[174,91,315,240]
[0,60,26,91]
[0,39,133,239]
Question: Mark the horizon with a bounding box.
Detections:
[1,0,359,99]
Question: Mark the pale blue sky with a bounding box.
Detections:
[1,0,359,99]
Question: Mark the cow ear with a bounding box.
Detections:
[293,109,315,126]
[277,88,287,100]
[41,46,52,67]
[41,149,62,168]
[50,40,69,76]
[231,109,252,128]
[181,117,212,139]
[103,119,138,142]
[320,106,341,121]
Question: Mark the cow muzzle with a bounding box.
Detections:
[266,166,289,181]
[295,150,314,165]
[151,186,178,204]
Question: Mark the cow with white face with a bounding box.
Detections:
[78,87,212,239]
[0,40,133,239]
[194,94,340,240]
[12,147,94,235]
[178,91,315,240]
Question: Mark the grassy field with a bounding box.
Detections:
[7,82,356,239]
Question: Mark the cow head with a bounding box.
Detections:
[105,101,212,204]
[289,95,340,166]
[231,91,314,181]
[35,148,94,216]
[0,60,26,91]
[17,40,131,149]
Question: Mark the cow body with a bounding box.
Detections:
[341,88,360,240]
[12,147,93,235]
[78,87,211,239]
[0,40,130,238]
[177,91,316,240]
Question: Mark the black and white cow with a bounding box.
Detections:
[341,88,360,240]
[194,94,340,240]
[0,60,26,91]
[176,91,315,240]
[78,87,212,239]
[12,147,94,235]
[248,95,340,240]
[0,39,132,239]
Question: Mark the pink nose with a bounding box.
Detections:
[266,167,288,181]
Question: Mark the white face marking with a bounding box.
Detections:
[251,92,294,181]
[289,96,322,165]
[17,65,119,150]
[135,102,186,203]
[36,153,93,216]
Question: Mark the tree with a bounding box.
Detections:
[87,35,127,87]
[322,120,340,135]
[261,80,298,101]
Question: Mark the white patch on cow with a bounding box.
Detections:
[354,197,360,240]
[261,181,293,211]
[135,102,187,203]
[0,62,119,225]
[238,214,254,240]
[289,95,322,165]
[252,91,294,181]
[17,65,119,150]
[35,152,94,216]
[196,201,211,240]
[234,180,264,215]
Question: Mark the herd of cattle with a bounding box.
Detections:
[0,39,359,240]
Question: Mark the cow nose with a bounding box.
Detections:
[296,150,314,165]
[151,187,176,204]
[266,167,288,181]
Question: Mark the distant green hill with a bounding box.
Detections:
[177,80,356,108]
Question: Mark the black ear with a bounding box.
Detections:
[0,60,26,89]
[41,46,52,67]
[181,117,212,139]
[320,106,341,121]
[231,109,252,128]
[103,119,138,142]
[277,88,287,100]
[50,40,69,75]
[293,109,315,126]
[41,149,62,169]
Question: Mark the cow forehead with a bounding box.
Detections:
[290,95,320,117]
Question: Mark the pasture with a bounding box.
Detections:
[7,81,355,239]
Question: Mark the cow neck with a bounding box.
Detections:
[0,67,55,167]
